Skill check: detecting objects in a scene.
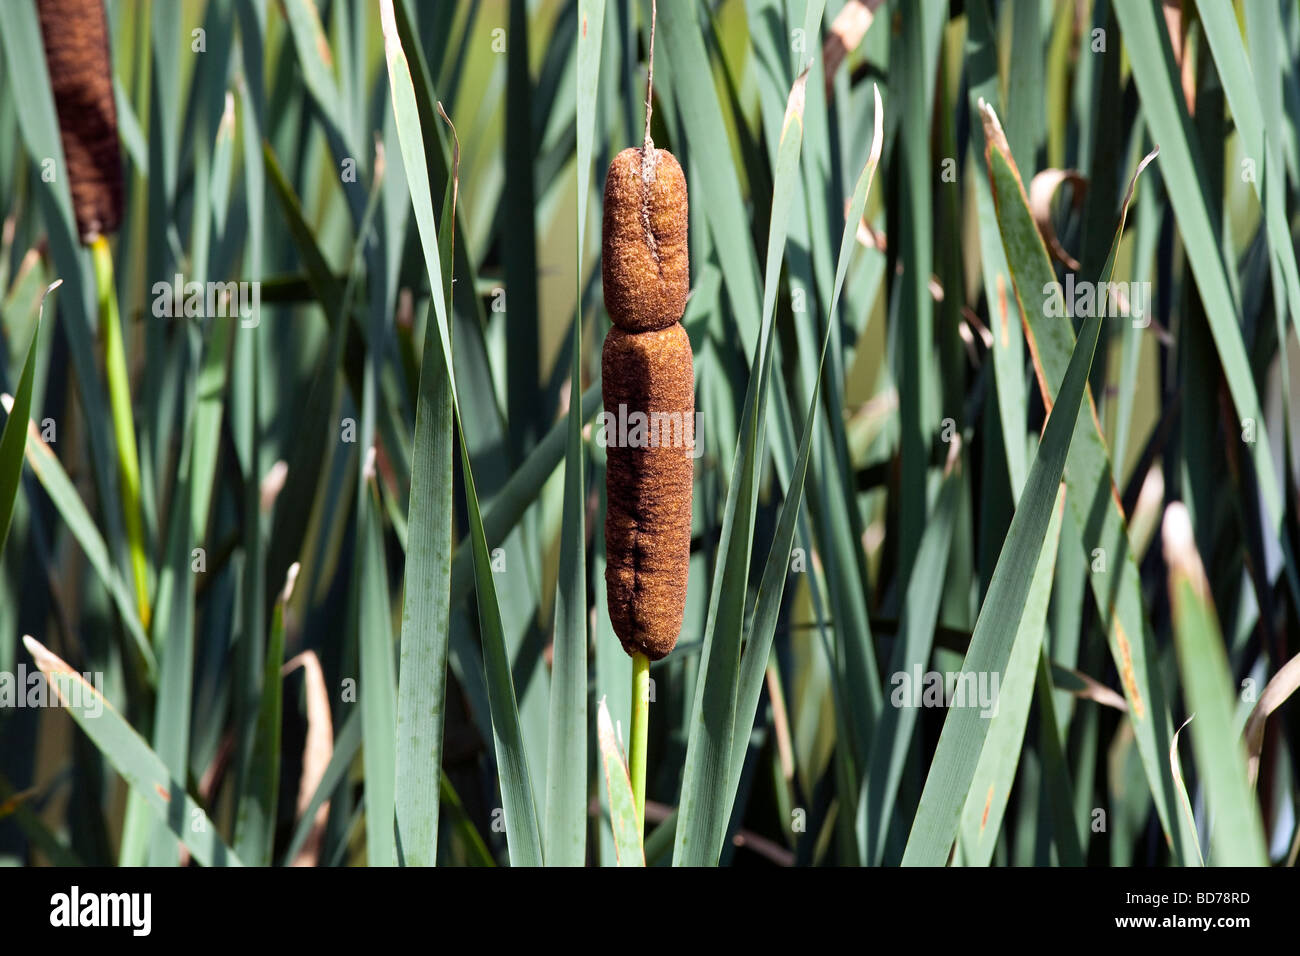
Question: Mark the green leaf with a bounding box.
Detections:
[902,294,1102,864]
[892,0,944,583]
[394,151,458,867]
[1195,0,1300,352]
[543,0,604,868]
[380,0,543,866]
[0,281,48,555]
[596,697,644,867]
[957,487,1067,865]
[1114,1,1296,607]
[860,464,960,865]
[674,68,809,868]
[1162,504,1269,866]
[359,476,398,867]
[5,387,154,678]
[92,238,151,636]
[965,0,1027,494]
[730,85,886,840]
[23,636,242,866]
[236,564,295,866]
[982,95,1196,861]
[145,331,201,868]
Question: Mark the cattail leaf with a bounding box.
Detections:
[358,476,398,867]
[144,325,200,867]
[965,0,1027,494]
[981,98,1198,862]
[236,565,296,866]
[279,0,344,143]
[1031,638,1085,866]
[741,4,883,850]
[673,66,808,868]
[1,391,154,679]
[957,487,1067,865]
[1,0,130,642]
[891,0,944,585]
[596,697,643,867]
[902,309,1100,865]
[282,712,361,867]
[91,239,151,635]
[722,85,885,850]
[380,0,543,866]
[542,0,603,868]
[22,635,242,866]
[394,121,458,866]
[1168,714,1204,868]
[1114,1,1300,612]
[859,464,961,865]
[1196,0,1300,348]
[1243,651,1300,787]
[0,290,45,555]
[1162,504,1269,865]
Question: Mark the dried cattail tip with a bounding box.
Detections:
[601,147,689,333]
[36,0,124,243]
[602,323,694,660]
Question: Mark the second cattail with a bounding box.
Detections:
[601,146,693,661]
[36,0,124,242]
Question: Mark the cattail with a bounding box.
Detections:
[601,147,689,333]
[37,0,146,630]
[36,0,124,243]
[602,321,694,660]
[600,0,693,665]
[601,133,693,661]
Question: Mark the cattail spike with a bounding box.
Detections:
[37,0,124,243]
[602,323,694,661]
[601,147,689,333]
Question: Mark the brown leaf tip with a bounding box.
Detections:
[978,97,1010,160]
[1162,501,1209,602]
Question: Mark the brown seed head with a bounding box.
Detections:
[36,0,124,243]
[601,147,688,333]
[602,323,694,660]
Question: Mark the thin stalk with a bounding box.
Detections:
[92,236,151,631]
[630,650,650,835]
[626,0,659,846]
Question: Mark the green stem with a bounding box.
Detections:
[92,236,151,632]
[630,651,650,837]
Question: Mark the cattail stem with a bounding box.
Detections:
[643,0,656,154]
[630,650,650,836]
[92,236,150,631]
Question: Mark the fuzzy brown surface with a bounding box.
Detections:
[603,323,695,660]
[37,0,124,242]
[601,147,689,333]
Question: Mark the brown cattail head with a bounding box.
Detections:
[602,323,694,660]
[36,0,124,243]
[601,147,689,333]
